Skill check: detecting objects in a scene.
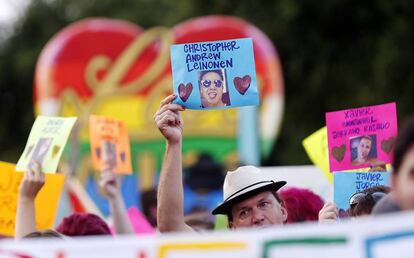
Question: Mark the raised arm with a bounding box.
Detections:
[99,163,134,235]
[154,94,193,232]
[15,162,45,239]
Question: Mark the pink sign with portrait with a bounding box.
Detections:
[326,102,397,172]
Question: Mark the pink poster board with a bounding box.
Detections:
[109,207,155,235]
[127,207,155,234]
[326,102,397,172]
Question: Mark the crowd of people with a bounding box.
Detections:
[5,94,414,240]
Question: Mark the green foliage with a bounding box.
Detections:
[1,0,414,165]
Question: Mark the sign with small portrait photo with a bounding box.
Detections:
[89,115,132,174]
[170,38,259,109]
[15,116,77,173]
[326,102,397,172]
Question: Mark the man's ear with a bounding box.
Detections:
[228,221,234,229]
[281,206,288,224]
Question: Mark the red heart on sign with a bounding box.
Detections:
[381,137,395,154]
[233,75,251,95]
[178,83,193,102]
[332,144,346,162]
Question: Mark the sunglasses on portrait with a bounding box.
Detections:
[200,79,223,88]
[349,191,387,206]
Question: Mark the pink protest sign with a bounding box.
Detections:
[110,207,155,235]
[326,102,397,172]
[127,207,155,234]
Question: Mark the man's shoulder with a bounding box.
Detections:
[372,194,401,215]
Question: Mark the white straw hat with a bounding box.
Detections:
[211,166,286,215]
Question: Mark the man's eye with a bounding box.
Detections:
[239,210,249,219]
[259,202,270,208]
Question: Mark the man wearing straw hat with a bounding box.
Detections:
[154,95,288,232]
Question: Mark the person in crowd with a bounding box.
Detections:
[321,116,414,220]
[183,153,224,214]
[377,116,414,212]
[141,188,158,228]
[23,229,66,239]
[98,157,134,234]
[185,153,224,193]
[184,207,215,231]
[319,186,390,221]
[367,162,387,172]
[15,154,132,238]
[371,193,400,215]
[14,162,111,238]
[347,185,389,217]
[154,94,288,232]
[278,187,324,223]
[15,162,49,238]
[56,213,111,236]
[57,158,130,236]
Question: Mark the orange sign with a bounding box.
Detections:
[0,161,65,236]
[89,115,132,174]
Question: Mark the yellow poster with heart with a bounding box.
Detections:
[0,161,65,236]
[16,116,77,173]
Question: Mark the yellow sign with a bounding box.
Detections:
[302,127,333,183]
[0,161,65,236]
[15,116,77,173]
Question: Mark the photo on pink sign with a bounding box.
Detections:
[350,134,378,166]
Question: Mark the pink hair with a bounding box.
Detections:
[279,187,324,223]
[56,213,111,236]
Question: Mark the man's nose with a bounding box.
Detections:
[252,208,265,224]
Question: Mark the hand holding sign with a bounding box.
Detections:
[99,152,134,234]
[99,167,121,200]
[318,202,339,222]
[171,38,259,109]
[154,95,185,144]
[15,162,46,238]
[19,162,45,200]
